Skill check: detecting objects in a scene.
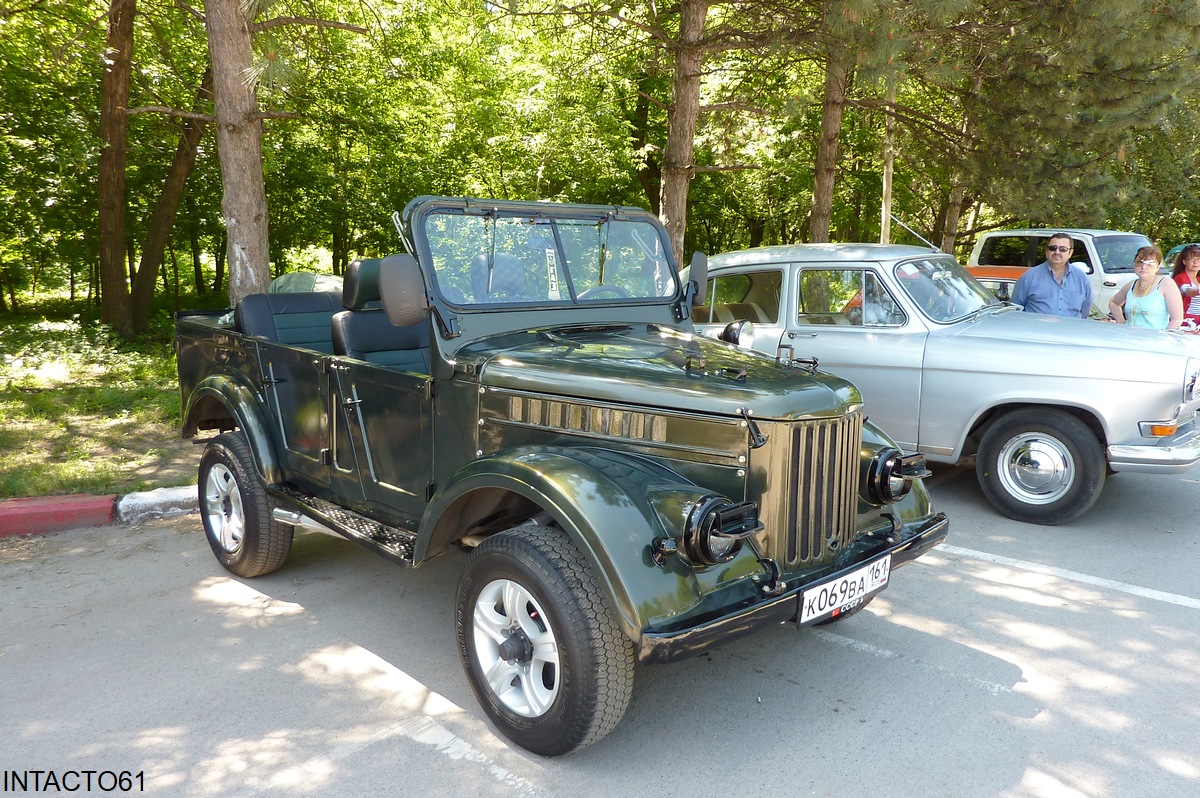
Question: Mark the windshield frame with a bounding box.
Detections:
[408,200,682,312]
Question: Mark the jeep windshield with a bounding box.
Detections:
[418,206,680,307]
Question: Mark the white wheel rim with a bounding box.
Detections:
[472,578,560,718]
[995,432,1075,505]
[203,463,245,554]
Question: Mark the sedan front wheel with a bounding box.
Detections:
[976,408,1105,525]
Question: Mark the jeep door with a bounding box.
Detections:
[330,359,432,525]
[253,339,332,494]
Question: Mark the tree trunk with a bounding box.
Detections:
[879,78,896,244]
[204,0,271,305]
[810,49,850,244]
[659,0,708,263]
[2,268,18,311]
[186,196,205,296]
[633,73,662,216]
[130,69,214,332]
[98,0,136,337]
[213,235,226,295]
[940,75,983,254]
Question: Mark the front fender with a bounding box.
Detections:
[416,446,723,643]
[182,373,281,485]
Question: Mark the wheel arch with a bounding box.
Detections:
[183,374,282,484]
[962,401,1108,461]
[417,446,712,643]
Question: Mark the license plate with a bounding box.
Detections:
[798,554,891,625]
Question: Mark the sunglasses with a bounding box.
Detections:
[1137,259,1161,267]
[1046,245,1071,253]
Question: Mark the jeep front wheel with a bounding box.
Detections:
[976,408,1105,525]
[198,432,293,577]
[455,525,635,756]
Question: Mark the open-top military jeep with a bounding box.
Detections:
[175,196,948,755]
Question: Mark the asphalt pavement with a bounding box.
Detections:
[3,463,1198,797]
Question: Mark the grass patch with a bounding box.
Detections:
[0,298,207,499]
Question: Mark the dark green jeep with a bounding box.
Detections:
[175,196,948,756]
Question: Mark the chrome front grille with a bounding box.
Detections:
[774,410,863,568]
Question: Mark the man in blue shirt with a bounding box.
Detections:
[1010,233,1093,318]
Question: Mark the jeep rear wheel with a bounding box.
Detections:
[976,408,1105,525]
[455,525,635,756]
[198,432,293,577]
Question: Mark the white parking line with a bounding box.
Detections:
[241,715,546,798]
[812,628,1014,695]
[938,543,1200,610]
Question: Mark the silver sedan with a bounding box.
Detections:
[694,243,1200,524]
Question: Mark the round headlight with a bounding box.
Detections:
[866,448,929,505]
[683,495,759,566]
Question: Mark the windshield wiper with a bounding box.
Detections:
[967,303,1014,322]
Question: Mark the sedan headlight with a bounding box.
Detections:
[865,448,931,505]
[1186,358,1200,402]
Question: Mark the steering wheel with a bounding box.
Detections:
[925,293,955,319]
[578,285,630,300]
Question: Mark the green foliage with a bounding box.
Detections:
[4,0,1200,312]
[0,297,189,499]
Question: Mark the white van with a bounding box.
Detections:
[966,228,1153,309]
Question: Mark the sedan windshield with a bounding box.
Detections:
[893,257,998,323]
[421,209,679,307]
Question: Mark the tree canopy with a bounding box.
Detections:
[2,0,1200,332]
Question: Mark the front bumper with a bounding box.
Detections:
[1108,426,1200,473]
[636,512,949,664]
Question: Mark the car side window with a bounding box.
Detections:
[979,236,1030,267]
[694,270,782,325]
[796,269,903,327]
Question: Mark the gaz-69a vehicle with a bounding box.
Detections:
[176,198,948,756]
[693,243,1200,526]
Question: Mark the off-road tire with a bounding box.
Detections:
[455,525,635,756]
[198,432,293,577]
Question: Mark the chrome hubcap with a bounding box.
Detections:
[996,433,1075,505]
[472,578,560,718]
[203,463,244,554]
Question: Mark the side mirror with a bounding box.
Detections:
[683,251,708,307]
[719,320,754,349]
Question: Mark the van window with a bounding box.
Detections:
[978,236,1031,267]
[1093,234,1154,275]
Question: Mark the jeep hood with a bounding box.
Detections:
[459,325,860,421]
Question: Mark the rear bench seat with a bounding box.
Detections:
[234,292,341,353]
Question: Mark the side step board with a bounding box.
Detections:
[271,485,417,566]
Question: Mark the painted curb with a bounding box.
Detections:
[0,494,116,537]
[116,486,199,525]
[1,487,199,538]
